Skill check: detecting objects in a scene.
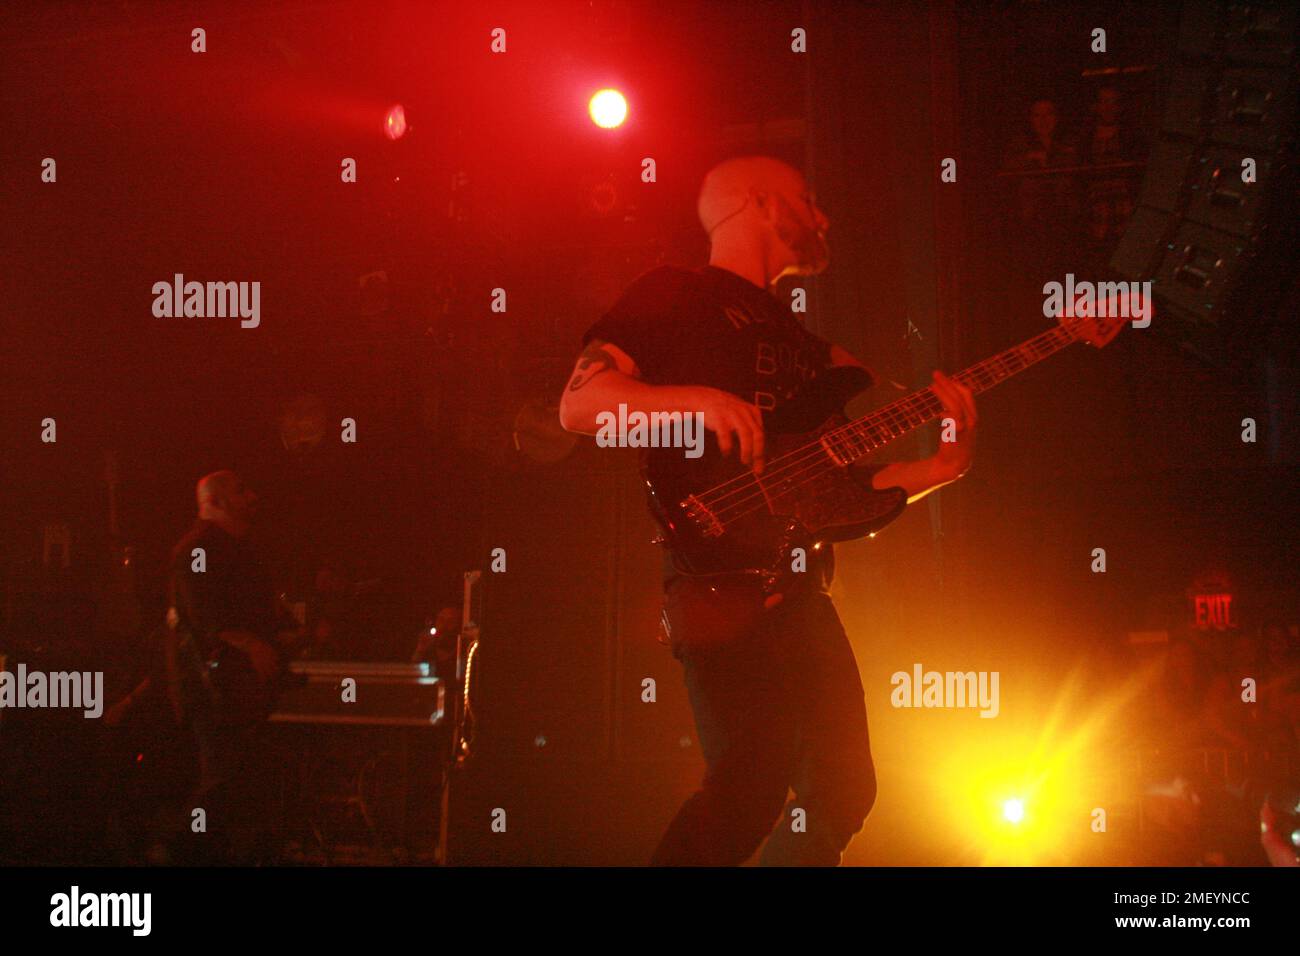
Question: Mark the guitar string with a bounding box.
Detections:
[699,377,970,520]
[691,326,1068,514]
[729,322,1072,500]
[689,317,1099,531]
[698,331,1068,525]
[697,331,1076,528]
[693,328,1075,528]
[700,388,982,527]
[697,387,956,526]
[694,344,1033,518]
[704,379,958,504]
[703,393,954,525]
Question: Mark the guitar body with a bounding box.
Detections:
[170,610,304,726]
[643,366,907,591]
[171,636,303,727]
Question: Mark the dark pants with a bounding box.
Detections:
[174,666,278,865]
[651,587,877,866]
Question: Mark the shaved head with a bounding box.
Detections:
[196,469,258,535]
[196,470,240,509]
[697,155,829,284]
[697,155,805,236]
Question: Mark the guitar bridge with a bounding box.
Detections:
[682,494,725,538]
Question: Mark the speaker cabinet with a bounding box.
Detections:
[1111,0,1296,346]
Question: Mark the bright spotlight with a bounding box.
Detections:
[588,89,628,129]
[1002,798,1025,825]
[384,104,408,141]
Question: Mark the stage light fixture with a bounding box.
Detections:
[588,89,628,129]
[384,104,408,140]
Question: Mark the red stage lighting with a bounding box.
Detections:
[384,104,408,140]
[588,89,628,129]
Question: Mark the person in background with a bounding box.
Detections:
[1003,98,1078,238]
[1078,86,1136,243]
[1260,787,1300,866]
[168,470,301,864]
[412,605,463,683]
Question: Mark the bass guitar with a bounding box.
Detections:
[644,296,1138,599]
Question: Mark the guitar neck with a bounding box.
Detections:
[828,325,1078,464]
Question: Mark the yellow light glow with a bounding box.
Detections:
[924,662,1158,865]
[1002,798,1025,824]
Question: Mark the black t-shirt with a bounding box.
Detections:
[170,520,279,658]
[582,265,859,585]
[583,265,843,414]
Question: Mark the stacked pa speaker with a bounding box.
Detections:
[1111,1,1296,360]
[469,442,697,762]
[448,444,701,864]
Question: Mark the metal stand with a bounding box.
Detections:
[436,569,481,865]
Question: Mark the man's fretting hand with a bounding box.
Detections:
[930,370,977,482]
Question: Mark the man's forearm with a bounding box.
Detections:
[559,373,700,436]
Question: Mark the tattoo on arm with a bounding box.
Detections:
[567,341,618,392]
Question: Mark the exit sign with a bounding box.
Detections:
[1193,593,1235,630]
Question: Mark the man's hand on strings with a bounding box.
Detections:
[930,370,977,482]
[691,386,766,474]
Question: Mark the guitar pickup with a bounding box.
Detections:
[819,434,852,467]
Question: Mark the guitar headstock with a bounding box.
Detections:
[1057,286,1153,348]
